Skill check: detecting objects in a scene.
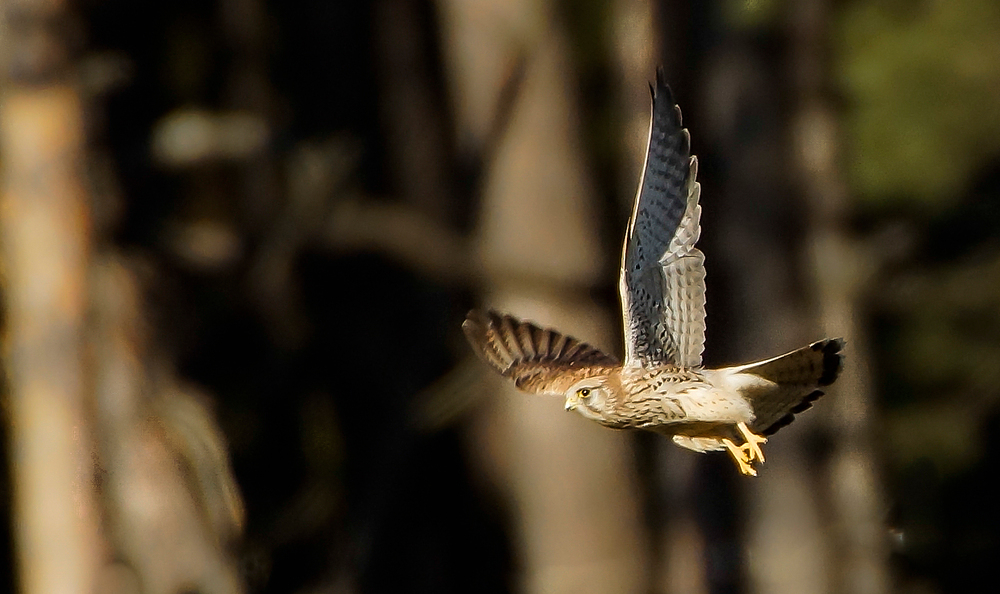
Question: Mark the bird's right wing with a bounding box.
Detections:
[620,70,706,369]
[462,310,618,395]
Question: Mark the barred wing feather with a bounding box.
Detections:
[620,69,707,369]
[462,310,618,395]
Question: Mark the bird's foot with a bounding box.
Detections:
[722,439,757,476]
[722,423,768,476]
[737,421,767,464]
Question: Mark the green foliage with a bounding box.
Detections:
[836,0,1000,207]
[724,0,784,30]
[880,252,1000,471]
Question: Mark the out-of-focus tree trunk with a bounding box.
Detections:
[219,0,279,232]
[0,1,104,592]
[91,257,245,594]
[788,2,890,594]
[437,1,648,592]
[1,2,249,592]
[375,0,454,224]
[218,0,304,349]
[610,0,662,205]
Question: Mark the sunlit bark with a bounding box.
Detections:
[0,0,103,590]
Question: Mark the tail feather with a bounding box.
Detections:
[730,338,844,436]
[761,389,824,436]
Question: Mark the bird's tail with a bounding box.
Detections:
[725,338,844,436]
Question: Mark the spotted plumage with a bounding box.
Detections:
[462,70,844,476]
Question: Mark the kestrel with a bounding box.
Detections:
[463,70,844,476]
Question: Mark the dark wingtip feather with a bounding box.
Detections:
[651,67,675,110]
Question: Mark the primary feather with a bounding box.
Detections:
[462,311,618,395]
[620,69,706,369]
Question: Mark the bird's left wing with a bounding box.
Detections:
[462,310,618,395]
[620,70,706,369]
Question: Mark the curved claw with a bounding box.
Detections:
[722,422,769,476]
[722,438,757,476]
[737,421,767,464]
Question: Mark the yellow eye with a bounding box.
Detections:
[578,388,591,397]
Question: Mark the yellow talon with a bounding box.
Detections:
[737,421,767,464]
[722,438,757,476]
[722,422,769,476]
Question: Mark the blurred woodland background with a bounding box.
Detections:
[1,0,1000,593]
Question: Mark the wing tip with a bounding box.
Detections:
[461,309,488,344]
[654,66,668,96]
[462,309,496,339]
[650,66,678,116]
[463,309,508,372]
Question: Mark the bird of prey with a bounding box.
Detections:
[462,70,844,476]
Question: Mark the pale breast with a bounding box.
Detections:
[617,366,753,428]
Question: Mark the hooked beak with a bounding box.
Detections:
[564,398,578,411]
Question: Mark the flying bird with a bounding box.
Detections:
[463,70,843,476]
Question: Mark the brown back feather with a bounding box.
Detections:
[462,310,618,395]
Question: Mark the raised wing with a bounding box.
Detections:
[620,70,706,369]
[462,310,618,395]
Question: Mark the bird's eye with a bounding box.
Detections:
[578,388,591,398]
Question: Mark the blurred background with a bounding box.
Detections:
[1,0,1000,593]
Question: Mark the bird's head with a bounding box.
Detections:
[564,376,614,422]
